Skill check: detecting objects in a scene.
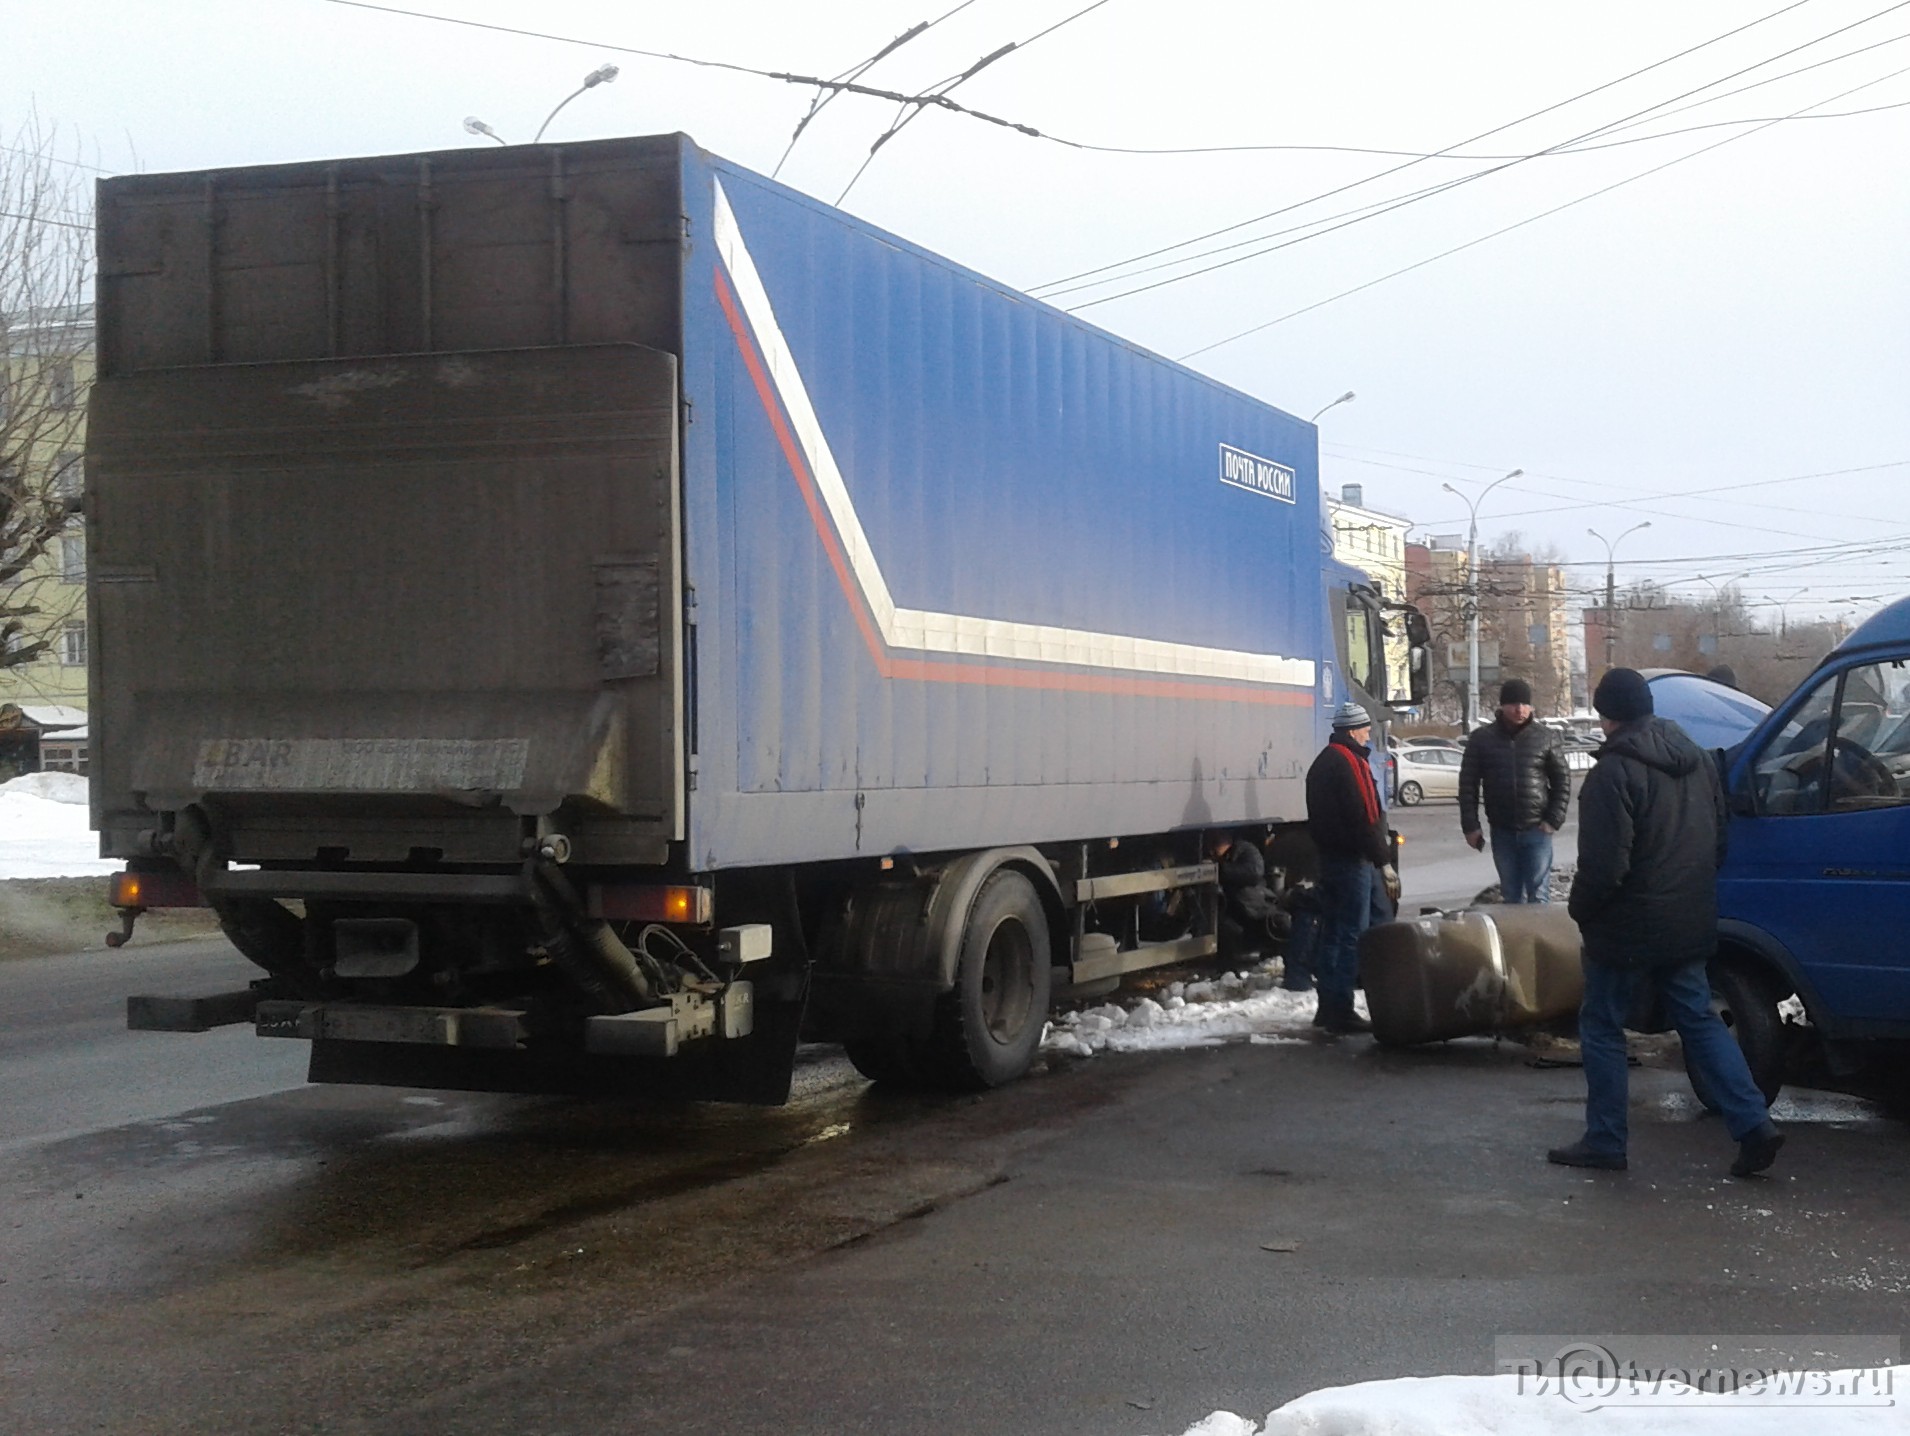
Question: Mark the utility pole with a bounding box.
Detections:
[1588,521,1651,677]
[1442,469,1522,729]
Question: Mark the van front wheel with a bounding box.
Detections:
[1697,962,1784,1107]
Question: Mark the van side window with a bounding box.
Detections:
[1825,662,1910,811]
[1751,673,1838,815]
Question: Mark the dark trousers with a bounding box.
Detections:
[1577,958,1771,1155]
[1316,857,1375,1014]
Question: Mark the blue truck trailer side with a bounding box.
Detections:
[89,134,1423,1101]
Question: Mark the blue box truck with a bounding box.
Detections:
[87,134,1426,1101]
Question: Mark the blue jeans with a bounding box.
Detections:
[1491,826,1553,904]
[1284,909,1317,990]
[1316,857,1375,1012]
[1578,958,1771,1156]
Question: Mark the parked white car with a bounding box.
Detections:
[1393,746,1463,805]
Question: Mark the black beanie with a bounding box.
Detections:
[1499,678,1533,706]
[1593,668,1653,722]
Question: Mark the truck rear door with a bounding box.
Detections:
[87,343,684,865]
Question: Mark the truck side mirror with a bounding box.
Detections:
[1408,645,1431,706]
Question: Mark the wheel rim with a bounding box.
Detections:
[1401,783,1421,804]
[979,917,1036,1045]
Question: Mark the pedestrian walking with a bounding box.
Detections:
[1548,668,1784,1176]
[1304,702,1398,1034]
[1459,677,1571,903]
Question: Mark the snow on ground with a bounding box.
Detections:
[1169,1367,1910,1434]
[0,773,116,878]
[1041,964,1365,1057]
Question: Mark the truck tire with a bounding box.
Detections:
[1397,781,1423,806]
[918,869,1053,1092]
[1690,963,1783,1108]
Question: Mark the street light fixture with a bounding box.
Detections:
[1587,521,1652,674]
[533,64,621,144]
[1309,390,1355,423]
[1440,467,1523,729]
[1693,571,1747,662]
[461,64,621,147]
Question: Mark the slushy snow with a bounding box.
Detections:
[1042,968,1362,1058]
[1168,1367,1910,1434]
[0,773,117,878]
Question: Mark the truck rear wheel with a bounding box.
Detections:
[918,869,1053,1092]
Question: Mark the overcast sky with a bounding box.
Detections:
[14,0,1910,626]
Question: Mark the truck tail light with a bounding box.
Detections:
[587,883,714,925]
[110,869,206,909]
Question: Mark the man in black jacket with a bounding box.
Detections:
[1304,702,1398,1034]
[1459,677,1571,903]
[1549,668,1784,1177]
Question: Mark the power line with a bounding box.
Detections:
[1032,74,1910,304]
[1028,0,1827,296]
[1327,447,1909,529]
[1041,89,1910,165]
[773,0,982,178]
[835,0,1116,203]
[1175,59,1910,358]
[1080,5,1910,313]
[314,0,1053,140]
[0,209,90,232]
[0,142,114,177]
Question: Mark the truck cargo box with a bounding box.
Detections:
[90,134,1334,873]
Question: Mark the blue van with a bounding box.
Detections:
[1650,602,1910,1101]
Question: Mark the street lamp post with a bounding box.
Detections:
[1309,390,1355,423]
[534,64,621,143]
[1693,571,1746,664]
[461,63,621,146]
[1587,521,1652,675]
[1766,586,1810,638]
[1441,468,1523,730]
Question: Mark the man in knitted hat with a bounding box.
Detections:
[1458,676,1571,903]
[1304,702,1398,1034]
[1549,668,1785,1177]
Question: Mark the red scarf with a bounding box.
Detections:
[1333,740,1381,826]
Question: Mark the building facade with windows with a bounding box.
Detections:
[0,304,93,748]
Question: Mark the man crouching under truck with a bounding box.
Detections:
[1304,702,1398,1035]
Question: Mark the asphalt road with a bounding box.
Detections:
[0,931,1904,1435]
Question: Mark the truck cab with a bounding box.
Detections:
[1329,566,1431,790]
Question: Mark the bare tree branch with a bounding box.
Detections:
[1,111,94,674]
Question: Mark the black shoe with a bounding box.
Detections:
[1320,1012,1372,1035]
[1731,1124,1785,1177]
[1546,1141,1627,1171]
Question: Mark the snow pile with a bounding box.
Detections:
[0,776,116,878]
[0,770,88,803]
[1043,966,1362,1058]
[1170,1367,1910,1434]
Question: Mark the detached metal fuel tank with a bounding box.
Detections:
[1359,904,1584,1045]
